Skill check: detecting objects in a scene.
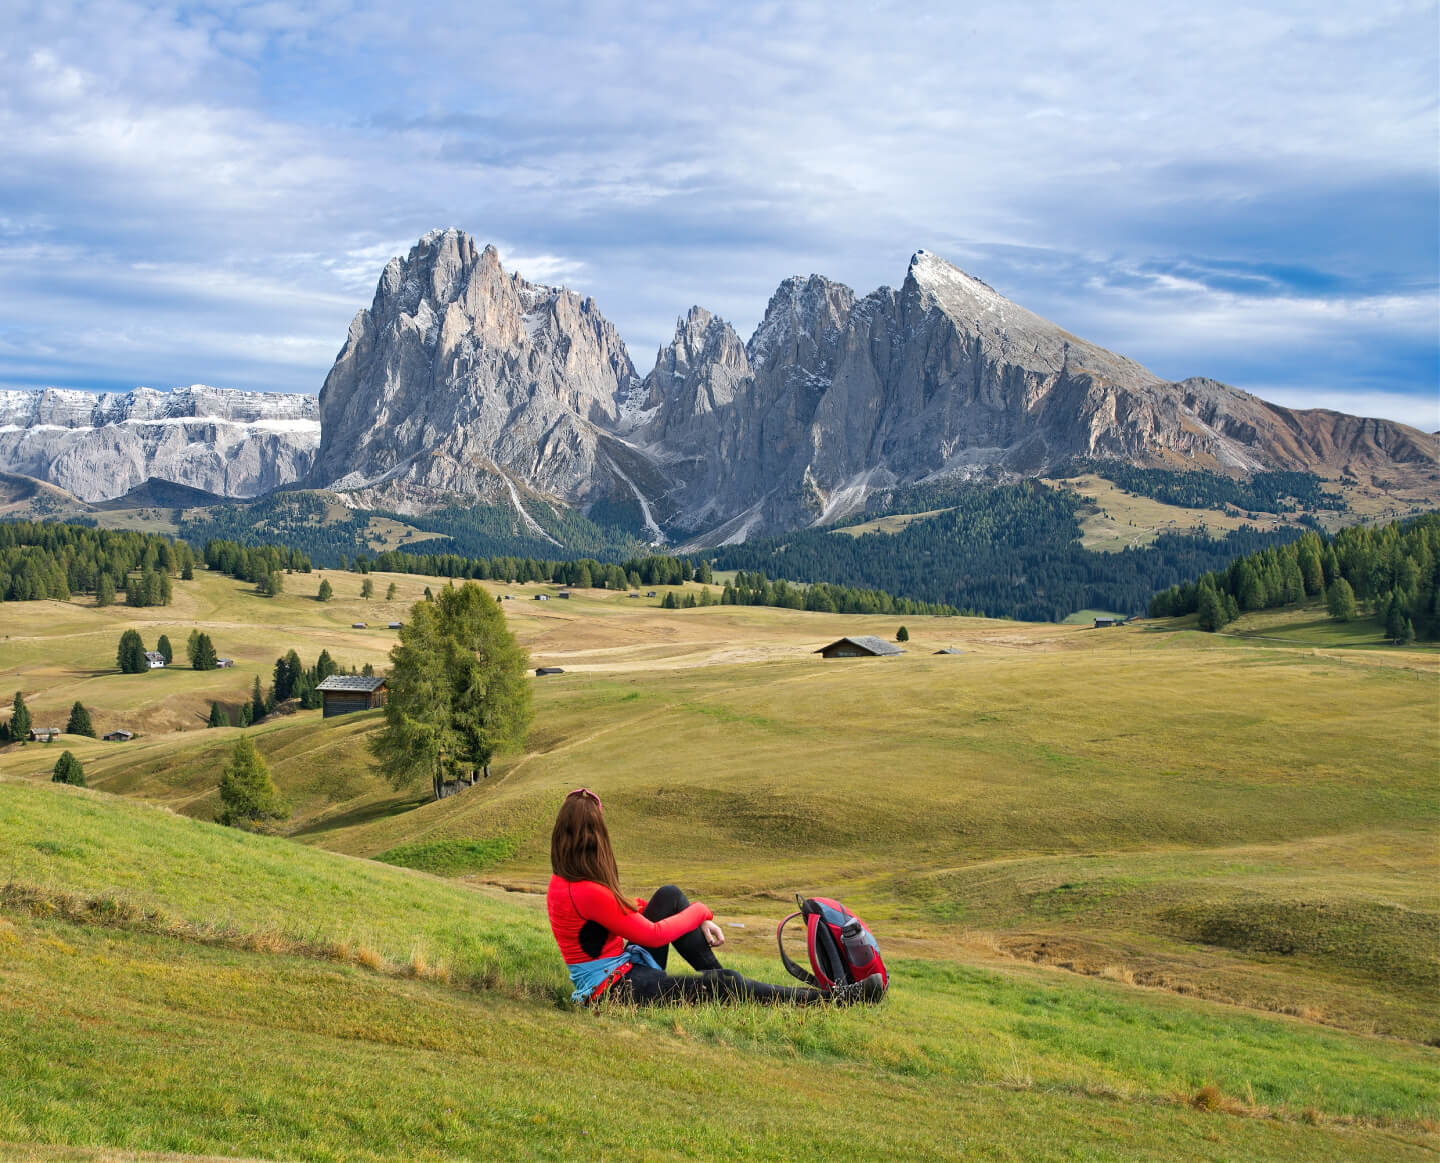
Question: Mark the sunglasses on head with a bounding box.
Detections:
[567,787,602,810]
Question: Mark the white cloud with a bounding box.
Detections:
[0,0,1431,419]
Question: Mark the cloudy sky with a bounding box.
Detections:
[2,0,1436,429]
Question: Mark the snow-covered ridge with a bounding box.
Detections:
[0,385,319,430]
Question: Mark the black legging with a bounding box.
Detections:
[612,885,824,1006]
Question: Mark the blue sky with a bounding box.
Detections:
[1,0,1436,430]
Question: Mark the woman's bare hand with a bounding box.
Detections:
[700,919,725,948]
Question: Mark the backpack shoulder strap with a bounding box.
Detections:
[776,911,817,985]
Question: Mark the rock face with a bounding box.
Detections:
[312,228,663,521]
[15,234,1430,536]
[0,386,318,502]
[629,250,1437,539]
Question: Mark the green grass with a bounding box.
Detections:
[0,577,1436,1157]
[1,781,1437,1160]
[375,836,520,876]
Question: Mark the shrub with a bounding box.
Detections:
[896,625,909,642]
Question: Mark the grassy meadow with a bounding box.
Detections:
[0,567,1437,1159]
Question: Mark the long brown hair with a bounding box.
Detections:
[550,791,634,913]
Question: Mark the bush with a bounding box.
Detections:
[896,625,909,642]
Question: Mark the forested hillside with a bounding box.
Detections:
[1150,512,1440,641]
[712,481,1301,621]
[0,521,193,605]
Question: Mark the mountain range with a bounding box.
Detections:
[2,229,1434,543]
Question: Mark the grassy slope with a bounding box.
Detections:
[1,573,1437,1157]
[2,781,1436,1161]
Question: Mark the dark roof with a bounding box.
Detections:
[934,647,965,654]
[815,636,905,656]
[316,675,387,693]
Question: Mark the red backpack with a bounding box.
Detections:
[777,895,888,997]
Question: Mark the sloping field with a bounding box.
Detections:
[0,571,1437,1157]
[2,781,1436,1161]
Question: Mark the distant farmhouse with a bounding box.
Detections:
[815,636,905,659]
[352,622,368,629]
[535,667,565,676]
[143,651,166,669]
[215,657,234,668]
[1093,617,1119,628]
[557,591,571,599]
[388,621,403,629]
[534,594,549,601]
[28,727,60,742]
[316,674,388,718]
[934,647,965,655]
[103,729,134,742]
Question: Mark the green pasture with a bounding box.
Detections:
[1,781,1436,1161]
[0,571,1436,1158]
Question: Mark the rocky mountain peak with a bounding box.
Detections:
[747,274,856,373]
[311,230,644,512]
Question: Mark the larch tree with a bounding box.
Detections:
[371,582,532,800]
[216,735,285,827]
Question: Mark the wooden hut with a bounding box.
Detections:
[143,651,166,669]
[814,636,905,659]
[28,727,61,742]
[103,729,134,742]
[316,675,388,718]
[535,667,565,676]
[934,647,965,655]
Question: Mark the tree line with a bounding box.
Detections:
[710,573,957,616]
[1148,512,1440,642]
[178,490,649,568]
[1068,461,1347,514]
[0,521,195,605]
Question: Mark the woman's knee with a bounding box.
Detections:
[647,884,689,914]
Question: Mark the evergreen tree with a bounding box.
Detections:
[661,591,678,609]
[181,560,194,581]
[51,750,85,786]
[1326,577,1357,622]
[250,676,266,725]
[315,650,338,681]
[216,735,285,827]
[317,578,333,601]
[208,701,228,728]
[273,650,303,701]
[361,578,374,600]
[1385,594,1409,644]
[238,702,253,727]
[372,583,532,799]
[156,634,173,664]
[386,582,397,600]
[10,690,32,740]
[361,662,376,677]
[259,570,283,597]
[896,625,910,642]
[66,701,95,738]
[117,629,148,674]
[191,633,218,671]
[96,574,115,607]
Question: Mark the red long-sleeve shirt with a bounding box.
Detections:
[547,875,712,995]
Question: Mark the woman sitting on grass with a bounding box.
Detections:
[547,787,828,1007]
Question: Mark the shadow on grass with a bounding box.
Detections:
[289,792,428,837]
